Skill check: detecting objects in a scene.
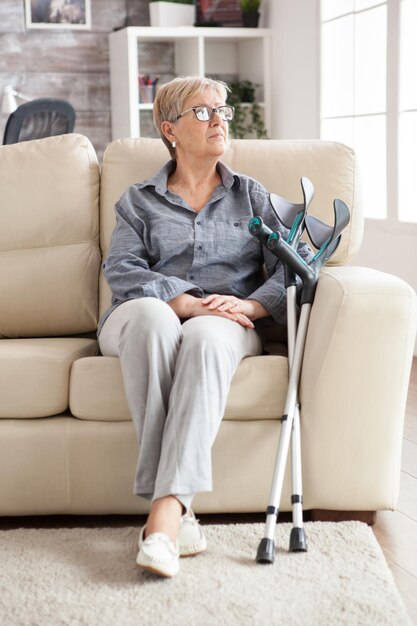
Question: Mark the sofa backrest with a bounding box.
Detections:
[0,133,101,338]
[99,137,363,318]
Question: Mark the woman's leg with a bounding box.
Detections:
[99,300,262,541]
[99,297,183,505]
[150,315,262,505]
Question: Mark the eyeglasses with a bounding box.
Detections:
[175,105,235,123]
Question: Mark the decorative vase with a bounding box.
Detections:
[242,10,259,28]
[149,2,195,27]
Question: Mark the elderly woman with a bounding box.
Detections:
[99,76,311,578]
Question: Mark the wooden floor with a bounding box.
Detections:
[372,357,417,624]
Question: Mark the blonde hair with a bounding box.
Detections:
[153,76,229,159]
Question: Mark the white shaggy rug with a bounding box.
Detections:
[0,521,410,626]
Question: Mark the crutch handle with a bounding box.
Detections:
[248,216,273,244]
[249,217,298,288]
[267,232,318,304]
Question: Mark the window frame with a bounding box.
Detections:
[320,0,417,234]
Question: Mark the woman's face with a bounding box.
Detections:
[167,89,229,161]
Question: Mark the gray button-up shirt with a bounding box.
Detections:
[99,160,312,335]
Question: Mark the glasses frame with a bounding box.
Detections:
[174,105,235,123]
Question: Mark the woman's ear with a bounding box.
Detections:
[161,120,175,144]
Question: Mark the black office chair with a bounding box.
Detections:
[2,98,76,145]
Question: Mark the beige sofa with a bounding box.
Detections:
[0,133,415,519]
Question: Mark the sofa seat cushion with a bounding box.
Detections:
[0,338,98,418]
[69,354,288,422]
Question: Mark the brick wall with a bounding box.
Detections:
[0,0,150,159]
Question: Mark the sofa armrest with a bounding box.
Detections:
[299,266,417,511]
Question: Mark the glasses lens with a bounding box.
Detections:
[193,106,235,122]
[195,107,211,121]
[219,106,234,121]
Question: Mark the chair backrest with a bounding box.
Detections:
[2,98,76,145]
[99,138,364,317]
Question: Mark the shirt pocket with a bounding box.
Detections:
[214,217,261,263]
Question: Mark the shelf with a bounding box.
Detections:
[109,26,271,140]
[112,26,270,41]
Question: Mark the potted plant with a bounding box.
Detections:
[149,0,195,28]
[240,0,261,28]
[227,79,267,139]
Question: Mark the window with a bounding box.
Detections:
[398,0,417,222]
[321,0,417,224]
[321,1,387,220]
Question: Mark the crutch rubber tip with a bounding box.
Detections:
[289,527,308,552]
[256,538,275,564]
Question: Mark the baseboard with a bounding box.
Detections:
[308,509,377,526]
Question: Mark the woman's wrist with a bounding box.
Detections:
[244,299,269,321]
[167,293,199,318]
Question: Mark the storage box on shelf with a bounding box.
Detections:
[149,1,195,28]
[108,26,271,140]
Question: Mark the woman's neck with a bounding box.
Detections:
[169,157,220,192]
[167,158,222,213]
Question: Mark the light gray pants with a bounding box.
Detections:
[98,297,262,511]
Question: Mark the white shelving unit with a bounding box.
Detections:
[108,26,271,140]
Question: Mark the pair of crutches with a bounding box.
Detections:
[248,180,350,564]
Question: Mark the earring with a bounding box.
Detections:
[171,140,176,149]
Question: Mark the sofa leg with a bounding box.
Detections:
[309,509,377,526]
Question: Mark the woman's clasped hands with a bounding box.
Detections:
[198,294,265,329]
[168,291,268,329]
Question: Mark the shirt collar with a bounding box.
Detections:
[137,161,176,196]
[216,161,240,190]
[137,159,241,196]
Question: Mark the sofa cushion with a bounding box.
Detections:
[69,354,288,422]
[0,134,101,338]
[0,338,98,418]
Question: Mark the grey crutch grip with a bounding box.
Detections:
[248,217,318,305]
[267,231,318,305]
[248,216,273,244]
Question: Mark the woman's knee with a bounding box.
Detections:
[181,316,238,349]
[106,298,181,349]
[127,297,177,324]
[126,298,181,335]
[181,316,262,358]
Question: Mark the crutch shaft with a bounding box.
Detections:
[262,304,311,538]
[291,408,304,528]
[252,193,350,563]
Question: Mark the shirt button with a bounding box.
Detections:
[197,245,202,250]
[189,275,194,280]
[234,222,239,227]
[196,220,201,225]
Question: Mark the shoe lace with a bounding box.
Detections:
[182,511,200,526]
[145,533,178,554]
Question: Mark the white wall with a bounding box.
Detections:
[261,0,417,353]
[260,0,320,140]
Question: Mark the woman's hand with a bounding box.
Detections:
[167,293,255,329]
[201,294,269,321]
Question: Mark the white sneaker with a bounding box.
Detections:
[136,528,179,578]
[178,510,207,557]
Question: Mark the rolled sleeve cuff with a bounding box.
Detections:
[142,276,204,301]
[249,287,287,325]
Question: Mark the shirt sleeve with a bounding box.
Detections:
[103,189,203,304]
[246,182,314,323]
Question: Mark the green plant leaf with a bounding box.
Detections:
[227,79,268,139]
[239,0,261,12]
